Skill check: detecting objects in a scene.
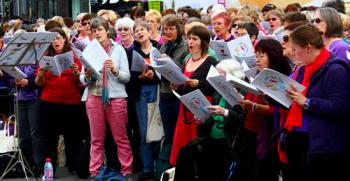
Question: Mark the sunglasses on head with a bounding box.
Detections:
[283,35,289,42]
[266,17,277,22]
[311,18,323,24]
[82,21,90,26]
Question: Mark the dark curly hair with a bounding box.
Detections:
[255,39,291,76]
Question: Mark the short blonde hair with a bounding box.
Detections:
[51,16,66,27]
[146,10,162,23]
[265,9,286,23]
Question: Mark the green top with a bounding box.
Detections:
[210,97,226,139]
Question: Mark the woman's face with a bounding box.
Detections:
[116,26,132,41]
[312,12,327,35]
[282,30,295,58]
[92,25,108,43]
[135,25,150,44]
[290,40,313,65]
[146,16,160,32]
[267,14,282,32]
[256,51,269,71]
[163,24,178,42]
[52,34,66,53]
[81,19,91,35]
[213,17,230,38]
[187,34,202,55]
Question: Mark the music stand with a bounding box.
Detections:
[0,32,57,180]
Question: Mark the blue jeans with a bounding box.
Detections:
[134,84,158,173]
[18,100,45,169]
[159,97,179,142]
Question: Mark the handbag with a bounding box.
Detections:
[0,115,18,154]
[146,86,164,143]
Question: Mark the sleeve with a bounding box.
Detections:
[308,64,350,117]
[113,45,130,84]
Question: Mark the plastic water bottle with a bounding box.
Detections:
[42,158,54,181]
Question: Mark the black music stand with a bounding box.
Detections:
[0,32,57,180]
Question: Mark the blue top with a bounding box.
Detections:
[296,53,350,154]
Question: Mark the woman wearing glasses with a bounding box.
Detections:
[211,11,235,42]
[159,14,188,143]
[35,27,84,175]
[312,7,350,61]
[285,24,350,181]
[115,17,135,49]
[264,9,285,41]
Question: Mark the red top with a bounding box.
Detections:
[37,56,82,104]
[243,93,274,132]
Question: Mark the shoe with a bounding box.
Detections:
[138,172,154,181]
[126,173,138,181]
[89,174,97,181]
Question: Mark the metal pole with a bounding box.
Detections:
[1,0,3,18]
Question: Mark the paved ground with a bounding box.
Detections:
[1,167,156,181]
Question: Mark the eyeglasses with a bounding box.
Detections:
[266,17,277,22]
[82,21,90,26]
[232,23,241,29]
[283,35,289,42]
[117,27,130,32]
[311,18,323,24]
[54,36,64,41]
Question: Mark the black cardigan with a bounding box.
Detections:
[177,56,217,96]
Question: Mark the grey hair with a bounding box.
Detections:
[115,17,135,33]
[216,59,245,79]
[133,21,151,32]
[90,17,109,31]
[316,7,343,38]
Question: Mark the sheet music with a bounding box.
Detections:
[226,72,261,95]
[0,66,27,79]
[152,56,188,84]
[0,32,57,66]
[39,51,74,76]
[252,68,305,108]
[206,66,243,106]
[173,89,212,122]
[82,39,109,76]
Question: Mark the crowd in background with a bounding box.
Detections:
[0,0,350,181]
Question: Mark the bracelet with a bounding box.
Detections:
[252,103,258,113]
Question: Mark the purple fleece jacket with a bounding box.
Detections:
[296,54,350,154]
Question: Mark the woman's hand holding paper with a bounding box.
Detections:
[186,79,199,88]
[207,105,226,116]
[16,79,28,87]
[170,83,179,91]
[286,84,306,106]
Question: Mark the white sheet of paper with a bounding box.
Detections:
[152,56,188,84]
[150,47,161,64]
[226,72,261,95]
[40,51,74,76]
[210,40,232,60]
[235,56,257,69]
[252,68,305,108]
[131,50,146,72]
[40,56,61,76]
[228,35,255,57]
[206,66,243,106]
[244,67,258,83]
[82,39,109,76]
[0,32,57,66]
[0,66,27,79]
[55,51,74,73]
[173,89,211,122]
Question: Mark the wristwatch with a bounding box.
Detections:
[303,98,310,110]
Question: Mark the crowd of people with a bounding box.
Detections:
[0,0,350,181]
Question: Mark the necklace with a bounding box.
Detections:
[192,55,202,62]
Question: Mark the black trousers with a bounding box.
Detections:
[39,100,89,173]
[282,131,309,181]
[233,128,280,181]
[308,152,349,181]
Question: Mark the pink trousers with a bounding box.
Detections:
[86,95,133,176]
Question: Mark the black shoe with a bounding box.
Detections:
[138,172,154,181]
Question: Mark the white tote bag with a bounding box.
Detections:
[0,115,18,154]
[146,86,165,143]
